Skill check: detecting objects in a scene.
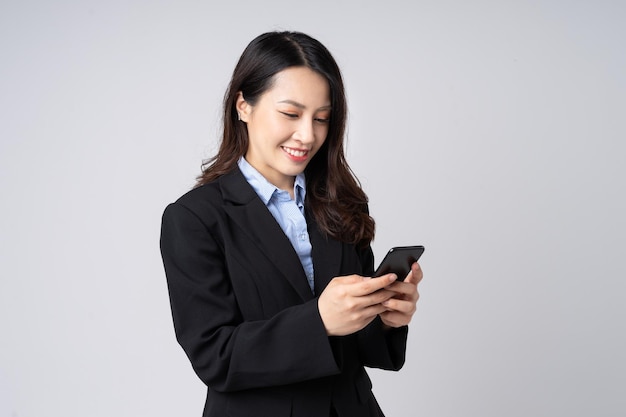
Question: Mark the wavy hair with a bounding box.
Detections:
[196,31,374,247]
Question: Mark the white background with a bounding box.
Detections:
[1,1,624,416]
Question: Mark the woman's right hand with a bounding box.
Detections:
[318,274,397,336]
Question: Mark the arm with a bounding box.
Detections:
[160,202,341,392]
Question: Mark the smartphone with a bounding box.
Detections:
[373,245,425,281]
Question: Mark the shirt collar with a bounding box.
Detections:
[237,157,306,206]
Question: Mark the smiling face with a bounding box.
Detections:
[236,66,331,192]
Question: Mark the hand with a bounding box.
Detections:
[379,262,423,328]
[318,274,397,336]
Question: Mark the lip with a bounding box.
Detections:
[282,146,310,162]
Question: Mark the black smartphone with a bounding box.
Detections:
[373,245,425,280]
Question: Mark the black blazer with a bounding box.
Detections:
[160,168,408,417]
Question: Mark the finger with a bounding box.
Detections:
[347,303,390,327]
[384,285,410,300]
[379,310,410,328]
[385,280,419,299]
[349,274,397,296]
[404,262,423,285]
[364,303,392,318]
[321,284,395,315]
[341,288,396,311]
[361,288,396,307]
[382,295,418,314]
[332,274,368,285]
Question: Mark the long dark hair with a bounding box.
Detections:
[197,31,374,247]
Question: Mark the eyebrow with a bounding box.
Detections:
[277,100,331,110]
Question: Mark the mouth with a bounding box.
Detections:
[282,146,310,161]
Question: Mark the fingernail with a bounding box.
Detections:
[388,274,397,282]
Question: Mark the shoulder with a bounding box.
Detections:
[162,173,230,229]
[162,168,257,226]
[175,180,223,210]
[160,184,223,243]
[170,168,249,211]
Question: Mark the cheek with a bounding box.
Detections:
[315,125,329,145]
[265,117,292,139]
[250,109,281,135]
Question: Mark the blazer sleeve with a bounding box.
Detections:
[160,202,341,392]
[355,244,409,371]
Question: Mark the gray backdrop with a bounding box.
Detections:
[1,1,624,416]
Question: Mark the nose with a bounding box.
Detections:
[293,118,315,145]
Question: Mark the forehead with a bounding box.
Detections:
[264,67,331,108]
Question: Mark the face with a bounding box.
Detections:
[237,66,331,192]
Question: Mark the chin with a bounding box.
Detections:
[284,169,305,177]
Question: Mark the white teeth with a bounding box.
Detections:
[284,147,307,157]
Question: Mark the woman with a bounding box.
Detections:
[160,31,423,417]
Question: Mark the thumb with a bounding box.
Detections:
[404,263,422,285]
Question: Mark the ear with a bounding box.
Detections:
[235,92,252,122]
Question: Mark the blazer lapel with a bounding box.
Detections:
[307,210,342,296]
[220,169,314,301]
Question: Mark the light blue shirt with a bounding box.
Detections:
[237,157,315,292]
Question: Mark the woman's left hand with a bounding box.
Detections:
[379,262,423,328]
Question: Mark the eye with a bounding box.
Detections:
[279,111,298,118]
[314,117,330,124]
